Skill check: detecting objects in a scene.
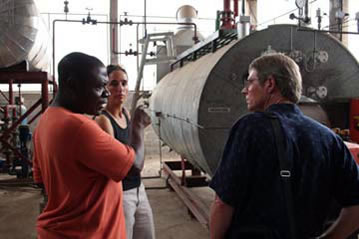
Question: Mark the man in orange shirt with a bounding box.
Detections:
[33,52,150,238]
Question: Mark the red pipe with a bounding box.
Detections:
[112,27,116,54]
[8,80,13,106]
[8,80,16,119]
[222,0,232,29]
[234,0,239,19]
[18,84,22,118]
[224,0,230,11]
[0,99,42,141]
[41,78,49,112]
[0,72,55,172]
[4,104,8,122]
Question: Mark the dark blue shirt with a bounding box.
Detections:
[210,104,359,238]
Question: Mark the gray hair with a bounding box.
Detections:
[249,53,302,103]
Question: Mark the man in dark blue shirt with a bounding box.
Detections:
[209,53,359,239]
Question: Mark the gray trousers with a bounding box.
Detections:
[123,183,155,239]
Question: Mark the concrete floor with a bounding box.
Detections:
[0,108,213,238]
[0,153,212,239]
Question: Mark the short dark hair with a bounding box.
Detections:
[106,64,127,76]
[58,52,104,88]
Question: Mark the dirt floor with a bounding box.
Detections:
[0,151,213,239]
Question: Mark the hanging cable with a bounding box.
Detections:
[322,17,354,30]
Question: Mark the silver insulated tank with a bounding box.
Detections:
[0,0,51,71]
[150,24,359,176]
[156,5,204,83]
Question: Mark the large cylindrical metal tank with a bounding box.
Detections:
[150,24,359,176]
[0,0,51,71]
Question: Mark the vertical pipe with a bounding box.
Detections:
[18,84,22,118]
[234,0,238,19]
[136,24,140,74]
[144,0,147,37]
[242,0,245,15]
[130,35,150,118]
[9,80,15,119]
[4,104,8,122]
[329,0,348,46]
[180,156,187,186]
[110,0,119,64]
[9,81,13,106]
[224,0,230,12]
[41,79,49,113]
[3,104,10,173]
[222,0,232,29]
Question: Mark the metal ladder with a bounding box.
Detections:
[131,32,176,116]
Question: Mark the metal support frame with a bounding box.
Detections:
[171,29,237,71]
[0,72,57,172]
[130,32,176,117]
[162,158,209,229]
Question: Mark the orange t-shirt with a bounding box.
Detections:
[33,107,135,239]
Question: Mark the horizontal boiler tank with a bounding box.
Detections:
[150,24,359,176]
[0,0,51,71]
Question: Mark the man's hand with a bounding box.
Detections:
[132,106,151,128]
[317,205,359,239]
[130,105,150,172]
[210,195,234,239]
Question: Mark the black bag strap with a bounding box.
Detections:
[266,112,297,239]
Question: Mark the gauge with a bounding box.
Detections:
[295,0,307,9]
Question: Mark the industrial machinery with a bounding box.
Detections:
[0,0,54,178]
[156,5,204,83]
[150,24,359,177]
[0,0,51,71]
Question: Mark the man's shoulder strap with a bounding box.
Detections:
[265,112,297,239]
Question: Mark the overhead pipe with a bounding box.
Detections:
[111,20,199,55]
[297,28,359,35]
[53,17,199,80]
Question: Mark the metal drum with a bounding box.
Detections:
[0,0,51,71]
[150,24,359,176]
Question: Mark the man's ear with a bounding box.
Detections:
[264,75,276,94]
[64,76,80,93]
[66,76,75,88]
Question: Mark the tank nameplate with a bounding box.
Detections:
[208,107,231,113]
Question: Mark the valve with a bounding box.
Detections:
[64,1,69,15]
